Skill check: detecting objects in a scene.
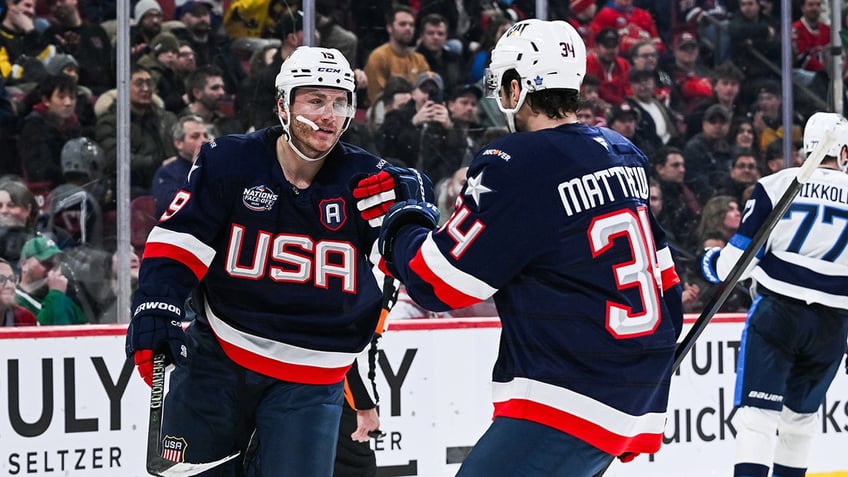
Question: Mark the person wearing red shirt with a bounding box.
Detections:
[792,0,830,87]
[586,28,631,105]
[590,0,664,57]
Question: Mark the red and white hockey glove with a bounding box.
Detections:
[125,303,187,386]
[352,166,434,227]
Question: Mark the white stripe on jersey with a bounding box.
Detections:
[148,227,216,267]
[205,303,359,368]
[492,377,668,436]
[419,234,498,301]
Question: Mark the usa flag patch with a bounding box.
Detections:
[162,436,187,462]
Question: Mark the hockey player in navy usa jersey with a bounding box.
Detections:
[124,46,425,475]
[353,20,684,476]
[701,112,848,477]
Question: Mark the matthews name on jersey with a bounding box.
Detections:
[386,123,683,456]
[132,126,388,385]
[715,166,848,309]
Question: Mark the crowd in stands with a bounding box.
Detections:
[0,0,843,325]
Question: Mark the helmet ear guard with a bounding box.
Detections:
[487,19,587,132]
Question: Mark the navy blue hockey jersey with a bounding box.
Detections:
[387,123,683,456]
[132,127,388,385]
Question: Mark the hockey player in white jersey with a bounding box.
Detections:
[702,112,848,477]
[353,19,683,476]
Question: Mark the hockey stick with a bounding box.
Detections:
[147,353,240,477]
[593,129,835,477]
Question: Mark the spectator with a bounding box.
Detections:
[174,41,197,83]
[152,114,211,216]
[0,0,55,84]
[565,0,598,48]
[416,13,464,95]
[15,235,87,325]
[42,0,113,95]
[444,83,486,174]
[792,0,830,87]
[19,74,82,191]
[222,0,284,38]
[376,71,467,185]
[675,0,732,65]
[666,31,714,114]
[727,0,782,104]
[0,180,38,269]
[130,0,164,62]
[316,0,358,67]
[93,249,139,324]
[628,40,673,104]
[43,53,96,130]
[579,74,611,123]
[172,0,244,94]
[683,103,734,204]
[138,32,186,114]
[625,68,681,158]
[686,61,746,140]
[95,64,177,198]
[365,74,413,135]
[415,0,485,55]
[466,13,513,84]
[0,77,21,176]
[606,102,639,141]
[237,10,305,131]
[182,65,241,135]
[729,116,759,158]
[651,146,701,247]
[0,258,36,326]
[762,138,802,176]
[586,28,630,105]
[363,5,430,106]
[60,136,110,211]
[717,148,761,204]
[752,80,803,152]
[590,0,665,57]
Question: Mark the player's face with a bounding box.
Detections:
[286,87,351,157]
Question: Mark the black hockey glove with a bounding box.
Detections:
[379,200,440,258]
[352,166,434,227]
[699,247,723,284]
[126,302,187,387]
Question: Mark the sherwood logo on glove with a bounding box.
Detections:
[134,302,182,317]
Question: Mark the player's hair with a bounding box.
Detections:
[172,114,206,140]
[502,69,579,119]
[184,65,224,102]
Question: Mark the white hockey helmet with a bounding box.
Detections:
[274,46,356,161]
[485,19,586,132]
[803,112,848,172]
[61,137,104,180]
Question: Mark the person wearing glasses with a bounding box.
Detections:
[15,236,87,325]
[0,258,35,326]
[717,149,761,204]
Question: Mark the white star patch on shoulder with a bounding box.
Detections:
[464,171,492,206]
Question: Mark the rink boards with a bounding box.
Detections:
[0,315,846,477]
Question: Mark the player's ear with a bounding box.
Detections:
[277,97,288,121]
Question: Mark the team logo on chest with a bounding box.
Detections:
[320,198,347,230]
[242,185,278,211]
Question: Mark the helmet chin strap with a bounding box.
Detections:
[497,87,529,133]
[278,107,332,162]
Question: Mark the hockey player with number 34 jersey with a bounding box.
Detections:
[353,19,684,477]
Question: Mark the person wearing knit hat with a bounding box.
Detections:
[45,54,78,77]
[134,0,162,21]
[150,31,180,56]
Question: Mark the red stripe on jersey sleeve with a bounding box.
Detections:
[144,241,209,280]
[217,338,351,385]
[493,399,663,456]
[409,248,481,309]
[661,265,681,291]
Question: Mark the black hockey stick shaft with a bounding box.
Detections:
[146,353,240,476]
[593,130,834,477]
